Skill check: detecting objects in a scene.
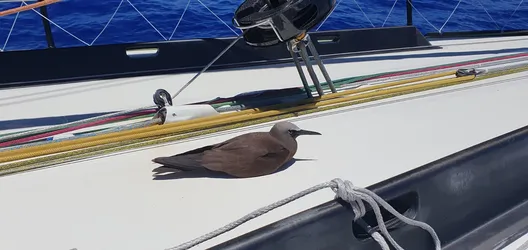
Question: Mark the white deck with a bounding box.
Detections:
[0,36,527,250]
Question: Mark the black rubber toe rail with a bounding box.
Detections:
[209,124,528,250]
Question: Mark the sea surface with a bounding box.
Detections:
[0,0,526,51]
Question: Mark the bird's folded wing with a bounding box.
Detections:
[202,133,291,176]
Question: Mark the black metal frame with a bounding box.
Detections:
[406,0,413,26]
[37,0,55,48]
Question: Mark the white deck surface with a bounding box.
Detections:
[1,36,527,121]
[503,233,528,250]
[0,36,528,250]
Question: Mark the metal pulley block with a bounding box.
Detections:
[152,89,218,125]
[153,89,173,110]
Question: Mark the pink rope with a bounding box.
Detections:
[357,52,528,82]
[0,111,153,148]
[4,53,527,148]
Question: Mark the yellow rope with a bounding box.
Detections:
[0,71,464,164]
[3,65,528,176]
[0,71,456,160]
[0,74,476,175]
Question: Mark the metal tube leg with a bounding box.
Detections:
[288,46,313,98]
[298,42,324,97]
[305,36,337,93]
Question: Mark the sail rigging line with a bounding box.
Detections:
[501,0,525,31]
[347,52,528,84]
[0,71,476,163]
[90,0,125,46]
[439,0,462,33]
[169,0,191,40]
[0,118,160,152]
[0,0,59,17]
[352,0,374,27]
[0,110,154,148]
[195,0,239,36]
[405,0,440,33]
[1,0,238,48]
[0,2,22,52]
[474,0,501,30]
[170,32,246,99]
[315,0,344,31]
[382,0,398,27]
[3,65,528,175]
[1,52,527,145]
[126,0,167,40]
[25,2,90,46]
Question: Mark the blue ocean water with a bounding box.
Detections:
[0,0,526,51]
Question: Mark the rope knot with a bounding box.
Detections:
[169,178,442,250]
[331,178,366,220]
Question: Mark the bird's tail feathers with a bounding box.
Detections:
[151,156,205,172]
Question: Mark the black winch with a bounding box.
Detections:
[233,0,338,97]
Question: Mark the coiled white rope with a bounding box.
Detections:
[165,178,442,250]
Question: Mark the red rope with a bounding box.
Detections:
[358,52,528,82]
[0,111,153,148]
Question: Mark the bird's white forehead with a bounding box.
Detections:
[273,121,301,131]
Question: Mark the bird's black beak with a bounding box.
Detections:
[295,129,322,136]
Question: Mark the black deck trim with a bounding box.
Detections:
[209,124,528,250]
[0,26,434,88]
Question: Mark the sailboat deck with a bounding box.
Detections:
[0,35,527,250]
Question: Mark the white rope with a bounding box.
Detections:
[170,33,245,99]
[501,0,525,31]
[333,178,442,250]
[372,232,391,250]
[318,0,400,31]
[24,1,90,46]
[165,178,442,250]
[90,0,124,45]
[352,0,375,28]
[438,0,463,33]
[2,0,524,51]
[1,1,22,51]
[126,0,167,40]
[169,0,191,40]
[382,0,398,28]
[195,0,239,36]
[315,0,343,31]
[473,0,500,30]
[3,0,239,51]
[405,0,440,33]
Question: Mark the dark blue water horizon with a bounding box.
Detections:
[0,0,526,51]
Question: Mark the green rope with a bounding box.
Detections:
[0,128,35,137]
[3,65,527,176]
[3,53,521,142]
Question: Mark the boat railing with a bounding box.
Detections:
[0,0,527,52]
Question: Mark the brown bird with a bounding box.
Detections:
[151,121,321,178]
